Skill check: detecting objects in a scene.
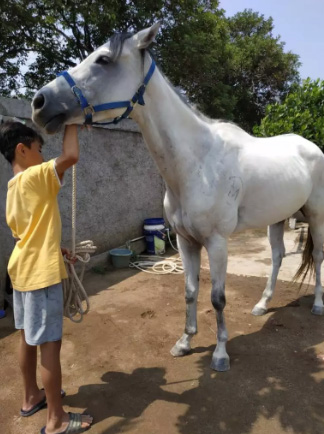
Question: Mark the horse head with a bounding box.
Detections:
[32,22,160,133]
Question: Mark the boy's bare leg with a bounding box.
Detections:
[19,330,45,410]
[40,340,92,433]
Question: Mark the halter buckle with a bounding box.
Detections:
[83,105,95,125]
[83,105,95,116]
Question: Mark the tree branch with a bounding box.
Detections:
[84,22,94,53]
[58,7,87,59]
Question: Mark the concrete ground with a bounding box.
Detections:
[1,224,324,434]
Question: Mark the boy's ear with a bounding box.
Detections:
[16,143,26,157]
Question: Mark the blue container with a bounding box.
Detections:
[143,218,166,255]
[109,248,132,268]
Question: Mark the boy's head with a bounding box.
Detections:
[0,121,44,167]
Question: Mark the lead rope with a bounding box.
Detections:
[62,164,97,323]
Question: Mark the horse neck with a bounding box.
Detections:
[132,64,210,193]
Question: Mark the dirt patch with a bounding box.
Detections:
[228,229,268,257]
[255,258,272,266]
[1,228,324,434]
[141,310,156,319]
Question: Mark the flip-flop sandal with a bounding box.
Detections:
[20,389,66,417]
[40,412,93,433]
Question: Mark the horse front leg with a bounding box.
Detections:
[170,235,202,357]
[205,233,230,371]
[252,221,285,316]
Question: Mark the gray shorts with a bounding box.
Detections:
[13,282,63,346]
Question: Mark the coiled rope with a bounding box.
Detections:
[62,165,97,322]
[129,229,184,275]
[129,255,184,274]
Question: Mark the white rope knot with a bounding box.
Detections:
[62,240,97,323]
[63,165,97,323]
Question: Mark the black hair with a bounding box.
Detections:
[109,32,133,61]
[0,121,44,164]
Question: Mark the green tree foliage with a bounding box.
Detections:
[158,4,236,120]
[0,1,300,130]
[253,79,324,151]
[227,10,300,130]
[0,2,34,96]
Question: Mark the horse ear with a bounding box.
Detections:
[133,22,161,49]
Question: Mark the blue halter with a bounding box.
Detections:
[57,58,156,126]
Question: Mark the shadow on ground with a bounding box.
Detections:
[64,294,324,434]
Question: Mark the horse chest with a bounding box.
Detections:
[164,182,240,241]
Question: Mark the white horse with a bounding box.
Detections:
[31,23,324,371]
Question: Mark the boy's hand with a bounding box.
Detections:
[61,247,77,264]
[55,125,80,180]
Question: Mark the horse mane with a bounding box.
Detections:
[109,32,133,61]
[108,32,245,133]
[170,83,245,133]
[150,55,244,132]
[157,67,238,128]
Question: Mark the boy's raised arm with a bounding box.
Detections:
[55,125,80,179]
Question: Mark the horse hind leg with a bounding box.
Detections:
[296,218,324,315]
[170,235,202,357]
[252,221,285,316]
[311,225,324,315]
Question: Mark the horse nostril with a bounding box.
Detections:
[33,94,45,110]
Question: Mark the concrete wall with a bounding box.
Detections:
[0,97,165,308]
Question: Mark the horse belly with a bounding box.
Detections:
[236,161,312,230]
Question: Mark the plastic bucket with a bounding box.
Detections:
[143,218,166,255]
[109,248,132,268]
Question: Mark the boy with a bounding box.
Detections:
[0,121,93,434]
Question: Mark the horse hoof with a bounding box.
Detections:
[210,356,230,372]
[251,306,267,316]
[311,305,324,316]
[170,344,190,357]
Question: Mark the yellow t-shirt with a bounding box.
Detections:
[6,159,68,291]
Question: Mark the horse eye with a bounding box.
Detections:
[96,56,111,65]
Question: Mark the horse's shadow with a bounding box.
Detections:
[65,295,324,434]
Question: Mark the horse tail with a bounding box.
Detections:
[293,227,315,286]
